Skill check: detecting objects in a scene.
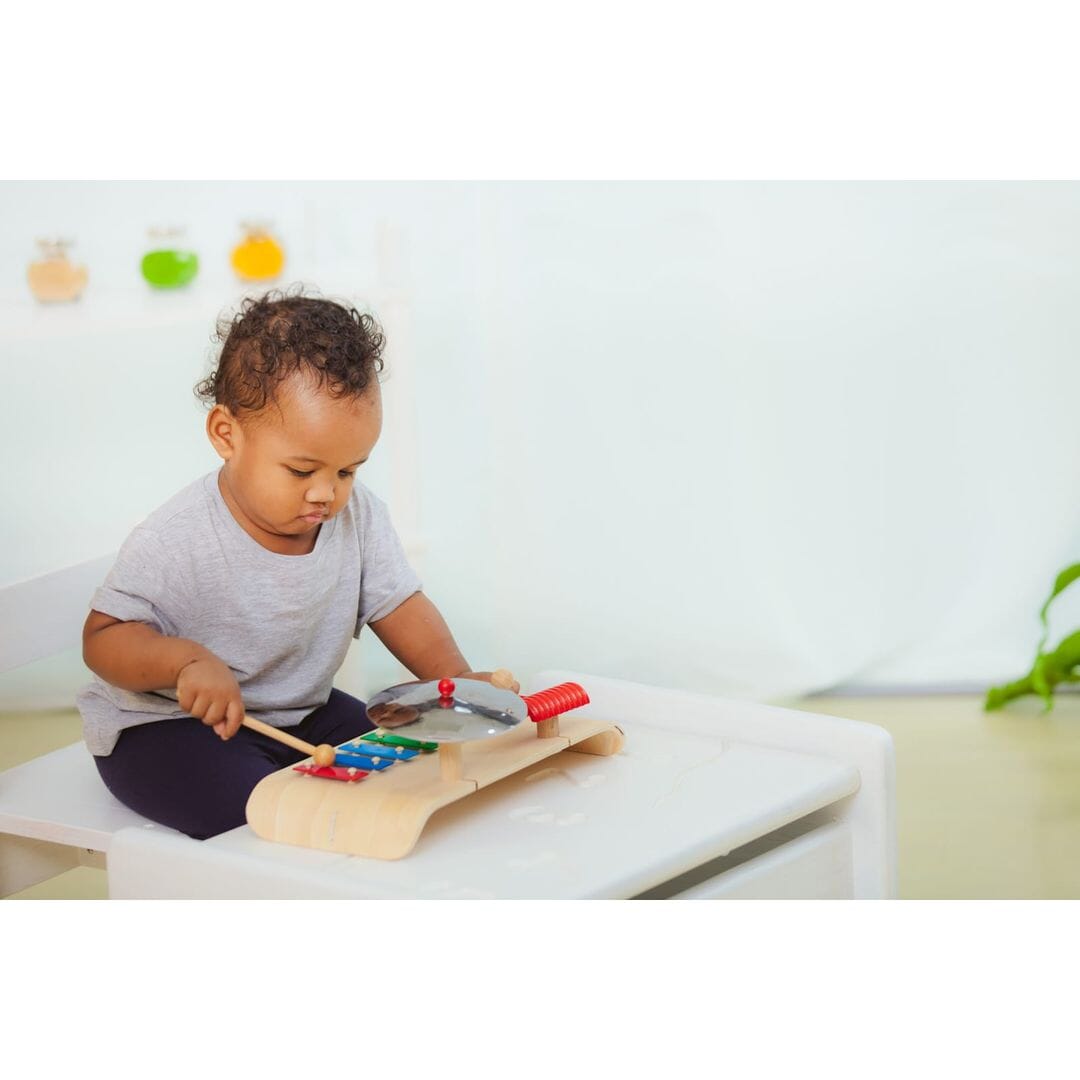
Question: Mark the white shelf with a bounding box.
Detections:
[0,271,405,343]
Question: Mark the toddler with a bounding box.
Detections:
[78,292,510,839]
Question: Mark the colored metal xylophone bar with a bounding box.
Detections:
[292,735,428,781]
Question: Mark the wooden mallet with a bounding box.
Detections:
[241,714,336,767]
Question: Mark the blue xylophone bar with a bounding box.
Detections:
[340,742,419,762]
[333,750,397,771]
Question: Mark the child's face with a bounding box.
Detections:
[208,372,383,552]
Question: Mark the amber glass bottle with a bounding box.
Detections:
[27,238,88,303]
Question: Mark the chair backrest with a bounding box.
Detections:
[0,555,115,675]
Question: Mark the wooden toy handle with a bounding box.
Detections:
[242,715,336,767]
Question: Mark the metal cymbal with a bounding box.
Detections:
[365,677,528,744]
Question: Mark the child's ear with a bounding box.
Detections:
[206,404,240,460]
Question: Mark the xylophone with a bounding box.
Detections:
[244,670,624,859]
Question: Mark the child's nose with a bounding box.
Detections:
[305,481,334,504]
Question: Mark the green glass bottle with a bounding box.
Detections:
[141,227,199,289]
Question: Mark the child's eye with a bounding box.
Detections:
[285,466,356,479]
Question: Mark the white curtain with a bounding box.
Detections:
[4,181,1080,707]
[415,182,1080,702]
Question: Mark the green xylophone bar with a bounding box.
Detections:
[360,731,438,752]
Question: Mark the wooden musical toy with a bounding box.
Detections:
[245,670,624,859]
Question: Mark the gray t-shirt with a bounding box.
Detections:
[76,470,422,756]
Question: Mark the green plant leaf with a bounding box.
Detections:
[1032,654,1052,710]
[1038,562,1080,652]
[984,562,1080,712]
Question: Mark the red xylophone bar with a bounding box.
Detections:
[521,682,590,722]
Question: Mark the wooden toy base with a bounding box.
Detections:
[245,715,625,860]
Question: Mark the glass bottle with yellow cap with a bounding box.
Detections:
[231,221,285,282]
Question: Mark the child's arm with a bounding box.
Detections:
[369,592,516,689]
[368,592,469,679]
[83,610,212,691]
[83,611,246,738]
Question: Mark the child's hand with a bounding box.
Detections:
[177,657,246,740]
[461,670,521,695]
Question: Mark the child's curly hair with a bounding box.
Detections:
[195,290,385,419]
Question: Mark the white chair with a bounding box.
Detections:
[0,555,174,897]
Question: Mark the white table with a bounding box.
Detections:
[106,671,896,899]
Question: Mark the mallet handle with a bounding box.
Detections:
[242,715,319,757]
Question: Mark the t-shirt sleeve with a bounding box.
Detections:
[355,487,423,634]
[89,526,188,637]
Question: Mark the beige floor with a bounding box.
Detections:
[799,691,1080,899]
[3,692,1079,899]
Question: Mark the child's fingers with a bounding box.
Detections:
[224,698,245,739]
[213,721,227,738]
[203,699,226,729]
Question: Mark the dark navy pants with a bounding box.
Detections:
[94,688,374,840]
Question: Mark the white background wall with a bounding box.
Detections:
[4,181,1080,709]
